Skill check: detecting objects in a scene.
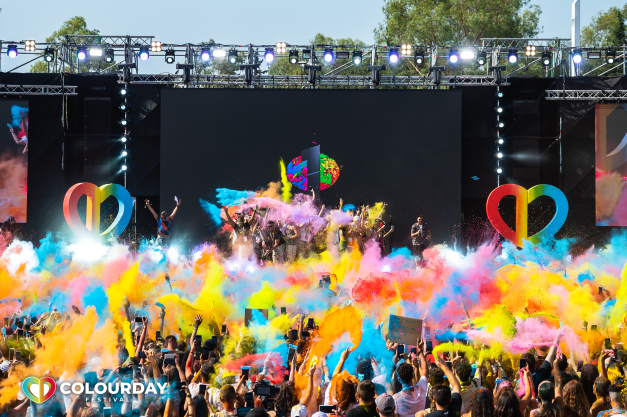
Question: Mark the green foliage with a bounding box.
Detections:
[194,40,244,76]
[582,6,627,48]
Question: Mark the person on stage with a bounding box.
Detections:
[411,215,431,265]
[145,198,181,248]
[222,205,257,260]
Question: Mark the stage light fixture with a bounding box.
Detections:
[288,50,299,64]
[120,87,128,96]
[525,45,536,56]
[388,48,399,64]
[24,40,36,52]
[401,44,412,56]
[352,51,362,65]
[121,136,127,143]
[90,48,102,57]
[276,42,287,54]
[460,49,474,60]
[121,120,128,126]
[496,152,503,159]
[120,103,128,111]
[587,51,601,59]
[336,51,350,59]
[6,44,18,58]
[302,49,311,60]
[497,121,505,129]
[121,150,128,157]
[200,47,211,61]
[151,41,162,53]
[323,48,334,63]
[496,91,504,98]
[477,51,487,66]
[122,165,128,171]
[496,105,503,114]
[43,47,55,62]
[496,138,504,145]
[228,50,238,64]
[415,50,425,65]
[104,48,115,63]
[139,46,149,61]
[77,46,87,60]
[495,167,503,174]
[165,49,175,64]
[213,49,227,58]
[572,49,582,64]
[508,50,518,64]
[264,48,275,63]
[449,49,459,64]
[541,52,551,66]
[606,51,616,64]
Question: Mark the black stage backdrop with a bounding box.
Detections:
[161,89,462,250]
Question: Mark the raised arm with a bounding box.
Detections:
[333,346,353,378]
[318,204,325,217]
[599,351,609,380]
[299,363,317,405]
[518,368,532,411]
[146,200,159,220]
[222,206,237,228]
[545,328,563,364]
[418,339,429,380]
[169,199,181,219]
[435,355,461,394]
[553,356,563,407]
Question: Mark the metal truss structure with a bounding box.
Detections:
[546,90,627,100]
[0,84,77,95]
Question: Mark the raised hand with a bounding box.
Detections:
[194,314,203,326]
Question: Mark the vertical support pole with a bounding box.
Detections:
[571,0,580,76]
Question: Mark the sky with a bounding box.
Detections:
[0,0,624,73]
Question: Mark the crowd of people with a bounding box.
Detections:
[2,304,627,417]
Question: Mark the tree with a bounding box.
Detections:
[31,16,106,73]
[582,6,627,48]
[374,0,542,47]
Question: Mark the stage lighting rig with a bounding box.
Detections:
[118,62,137,83]
[104,48,115,63]
[496,152,503,159]
[495,167,503,174]
[165,49,175,64]
[323,49,334,63]
[200,48,211,61]
[151,41,162,52]
[302,49,312,60]
[477,51,487,66]
[122,165,128,171]
[388,48,399,64]
[139,46,149,61]
[25,40,36,52]
[121,150,128,157]
[276,42,287,53]
[352,51,362,65]
[497,121,505,129]
[213,49,227,58]
[496,91,504,98]
[289,50,299,64]
[429,66,445,87]
[120,103,130,112]
[264,48,275,63]
[336,51,350,59]
[606,51,616,64]
[6,44,18,58]
[228,50,238,64]
[77,46,87,60]
[401,44,412,56]
[176,63,194,83]
[525,45,536,56]
[587,51,601,59]
[572,49,582,64]
[508,49,518,64]
[43,48,55,62]
[449,49,459,64]
[496,137,504,145]
[121,136,128,143]
[541,52,551,66]
[90,47,102,57]
[415,50,425,66]
[496,105,504,114]
[489,65,506,85]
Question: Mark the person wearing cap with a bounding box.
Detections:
[375,394,397,417]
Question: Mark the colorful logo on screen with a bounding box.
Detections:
[63,183,133,238]
[286,153,340,190]
[486,184,568,247]
[22,377,56,404]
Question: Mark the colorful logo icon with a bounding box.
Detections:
[486,184,569,247]
[22,376,56,404]
[287,153,339,190]
[63,183,133,238]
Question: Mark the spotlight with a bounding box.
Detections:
[276,42,287,54]
[121,136,127,143]
[496,105,504,114]
[121,150,128,157]
[495,167,503,174]
[151,41,162,53]
[496,91,504,98]
[43,47,55,62]
[121,120,128,126]
[497,121,505,129]
[165,49,175,64]
[587,51,601,59]
[139,46,149,61]
[264,48,275,63]
[496,138,504,145]
[541,52,551,66]
[89,48,102,57]
[352,51,362,65]
[415,50,425,65]
[388,48,399,64]
[77,46,87,60]
[104,48,115,63]
[508,50,518,64]
[120,103,128,111]
[401,44,412,56]
[477,51,487,66]
[289,50,299,64]
[525,45,536,56]
[120,87,128,96]
[449,49,459,64]
[572,49,582,64]
[122,165,128,171]
[336,51,350,59]
[200,47,211,61]
[323,48,334,63]
[496,152,503,159]
[6,44,18,58]
[460,49,474,60]
[302,49,311,60]
[24,40,36,52]
[213,49,227,58]
[606,51,616,64]
[228,50,238,64]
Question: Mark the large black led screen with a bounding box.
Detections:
[161,89,461,250]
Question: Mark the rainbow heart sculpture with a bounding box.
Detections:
[22,376,56,404]
[63,183,133,238]
[486,184,569,247]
